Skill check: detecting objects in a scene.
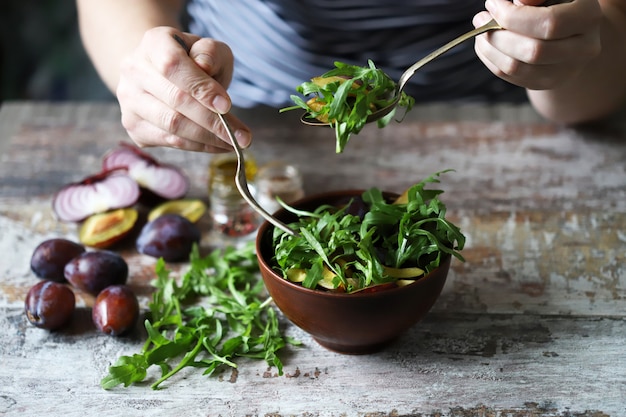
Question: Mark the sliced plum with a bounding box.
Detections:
[79,208,139,248]
[147,199,206,223]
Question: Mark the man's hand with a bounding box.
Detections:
[116,27,252,152]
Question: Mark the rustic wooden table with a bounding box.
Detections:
[0,101,624,417]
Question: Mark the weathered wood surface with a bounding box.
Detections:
[0,101,624,416]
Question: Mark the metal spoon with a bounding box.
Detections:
[216,113,299,236]
[169,35,297,236]
[301,18,502,126]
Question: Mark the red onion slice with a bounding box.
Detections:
[128,160,189,199]
[102,143,148,171]
[52,171,140,222]
[102,143,188,199]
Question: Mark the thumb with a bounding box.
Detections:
[188,38,235,88]
[171,31,201,54]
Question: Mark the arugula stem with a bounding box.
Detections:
[151,336,204,390]
[259,297,273,309]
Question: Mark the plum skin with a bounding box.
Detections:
[25,280,76,330]
[92,285,139,336]
[136,214,201,262]
[30,238,86,282]
[64,251,129,296]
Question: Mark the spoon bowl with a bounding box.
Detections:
[301,18,502,127]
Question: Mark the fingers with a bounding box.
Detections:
[116,26,252,153]
[189,38,235,94]
[474,9,600,65]
[485,0,602,39]
[473,0,602,90]
[146,30,233,115]
[119,87,233,152]
[474,37,576,89]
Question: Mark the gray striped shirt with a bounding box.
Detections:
[186,0,525,108]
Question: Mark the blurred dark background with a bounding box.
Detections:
[0,1,114,103]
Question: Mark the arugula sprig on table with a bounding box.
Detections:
[272,171,465,293]
[280,60,415,153]
[100,243,299,390]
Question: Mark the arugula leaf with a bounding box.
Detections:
[101,243,299,390]
[100,354,148,389]
[280,60,415,153]
[272,171,465,293]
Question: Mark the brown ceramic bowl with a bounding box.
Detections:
[255,189,451,354]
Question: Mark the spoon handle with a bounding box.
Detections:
[397,19,502,91]
[217,113,299,237]
[396,0,573,95]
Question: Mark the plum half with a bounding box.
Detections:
[147,199,206,223]
[78,208,139,248]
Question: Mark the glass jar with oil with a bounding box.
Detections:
[207,152,260,245]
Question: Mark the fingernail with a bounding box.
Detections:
[212,95,231,114]
[193,53,214,70]
[476,11,492,26]
[235,129,252,148]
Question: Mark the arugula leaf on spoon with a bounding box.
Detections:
[280,60,415,153]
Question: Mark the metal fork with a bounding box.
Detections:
[216,113,298,236]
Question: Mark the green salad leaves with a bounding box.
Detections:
[101,243,298,390]
[99,171,464,389]
[280,60,415,153]
[271,171,465,293]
